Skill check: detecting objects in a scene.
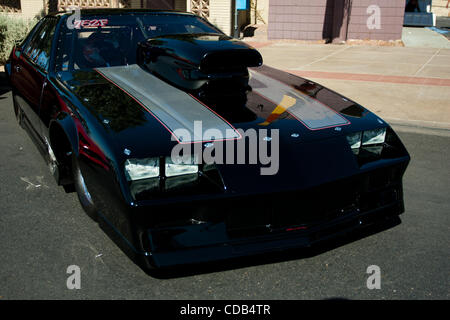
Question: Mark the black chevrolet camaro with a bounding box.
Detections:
[5,9,410,270]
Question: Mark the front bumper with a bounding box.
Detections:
[148,201,403,268]
[140,162,408,269]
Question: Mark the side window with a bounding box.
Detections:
[23,21,46,57]
[20,20,43,49]
[23,18,58,71]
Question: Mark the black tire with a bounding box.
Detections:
[12,93,19,120]
[72,155,98,222]
[12,93,24,127]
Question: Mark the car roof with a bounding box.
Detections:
[49,8,194,17]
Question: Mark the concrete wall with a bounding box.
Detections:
[207,0,233,35]
[251,0,269,24]
[268,0,405,41]
[21,0,44,18]
[1,0,45,19]
[432,0,450,17]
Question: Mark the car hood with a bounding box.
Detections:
[61,65,391,193]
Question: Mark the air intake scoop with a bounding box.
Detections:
[137,33,263,102]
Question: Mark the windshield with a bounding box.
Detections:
[55,13,222,72]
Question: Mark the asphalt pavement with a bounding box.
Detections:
[0,83,449,299]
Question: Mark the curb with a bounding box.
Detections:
[385,117,450,130]
[386,118,450,137]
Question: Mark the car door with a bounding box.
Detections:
[11,17,58,141]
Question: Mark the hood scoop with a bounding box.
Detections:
[200,48,263,73]
[137,33,263,104]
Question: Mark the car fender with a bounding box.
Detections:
[49,111,79,157]
[47,112,80,186]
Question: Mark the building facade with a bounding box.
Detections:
[1,0,407,41]
[189,0,406,41]
[267,0,405,42]
[0,0,45,19]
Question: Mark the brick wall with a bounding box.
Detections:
[174,0,186,11]
[268,0,333,40]
[129,0,140,8]
[347,0,405,41]
[127,0,186,10]
[268,0,405,41]
[122,0,187,11]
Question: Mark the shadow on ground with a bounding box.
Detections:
[0,72,11,96]
[147,216,401,279]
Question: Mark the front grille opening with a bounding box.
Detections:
[144,164,406,244]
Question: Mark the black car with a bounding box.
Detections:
[5,9,410,270]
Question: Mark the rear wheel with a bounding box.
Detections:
[12,93,19,119]
[72,155,98,222]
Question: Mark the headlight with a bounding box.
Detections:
[164,156,199,191]
[362,128,386,146]
[347,128,387,156]
[124,157,159,181]
[125,156,221,200]
[165,157,198,177]
[346,132,362,150]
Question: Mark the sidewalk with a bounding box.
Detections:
[247,41,450,130]
[402,27,450,49]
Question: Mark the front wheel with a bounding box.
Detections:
[12,93,24,127]
[72,155,98,222]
